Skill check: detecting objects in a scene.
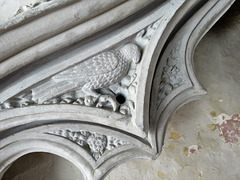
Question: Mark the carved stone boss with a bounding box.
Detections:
[0,0,235,179]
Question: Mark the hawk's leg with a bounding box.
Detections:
[82,85,100,98]
[82,85,100,106]
[82,85,118,111]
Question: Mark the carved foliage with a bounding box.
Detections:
[0,43,141,115]
[15,0,52,16]
[47,129,129,160]
[156,45,183,108]
[0,44,141,115]
[135,18,163,49]
[0,19,164,116]
[0,92,34,109]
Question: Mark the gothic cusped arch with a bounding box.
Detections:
[0,112,153,180]
[0,0,235,179]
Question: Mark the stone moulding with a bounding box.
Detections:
[0,0,235,179]
[47,129,129,161]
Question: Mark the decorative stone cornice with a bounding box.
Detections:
[0,0,235,179]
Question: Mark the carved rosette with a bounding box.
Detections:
[47,129,129,160]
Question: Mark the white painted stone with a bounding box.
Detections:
[0,0,237,179]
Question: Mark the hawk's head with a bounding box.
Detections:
[119,43,141,64]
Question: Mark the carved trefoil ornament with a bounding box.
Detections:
[47,129,129,160]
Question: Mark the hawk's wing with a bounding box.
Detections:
[53,51,119,81]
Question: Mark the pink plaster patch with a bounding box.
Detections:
[190,145,201,153]
[215,114,240,143]
[190,148,196,154]
[186,145,201,156]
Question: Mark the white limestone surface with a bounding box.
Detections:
[2,1,240,180]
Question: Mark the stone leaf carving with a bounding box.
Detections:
[14,0,54,16]
[31,43,141,112]
[15,0,52,16]
[0,91,34,109]
[47,129,129,160]
[1,0,75,30]
[156,45,184,108]
[0,18,164,115]
[0,43,141,115]
[135,18,163,49]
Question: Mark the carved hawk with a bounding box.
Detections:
[32,43,141,109]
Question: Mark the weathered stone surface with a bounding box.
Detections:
[0,0,236,179]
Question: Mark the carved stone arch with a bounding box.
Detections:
[0,138,92,180]
[149,0,235,153]
[0,0,235,179]
[0,114,153,180]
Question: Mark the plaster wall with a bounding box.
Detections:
[1,1,240,180]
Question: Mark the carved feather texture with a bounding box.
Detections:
[52,51,119,81]
[31,43,141,104]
